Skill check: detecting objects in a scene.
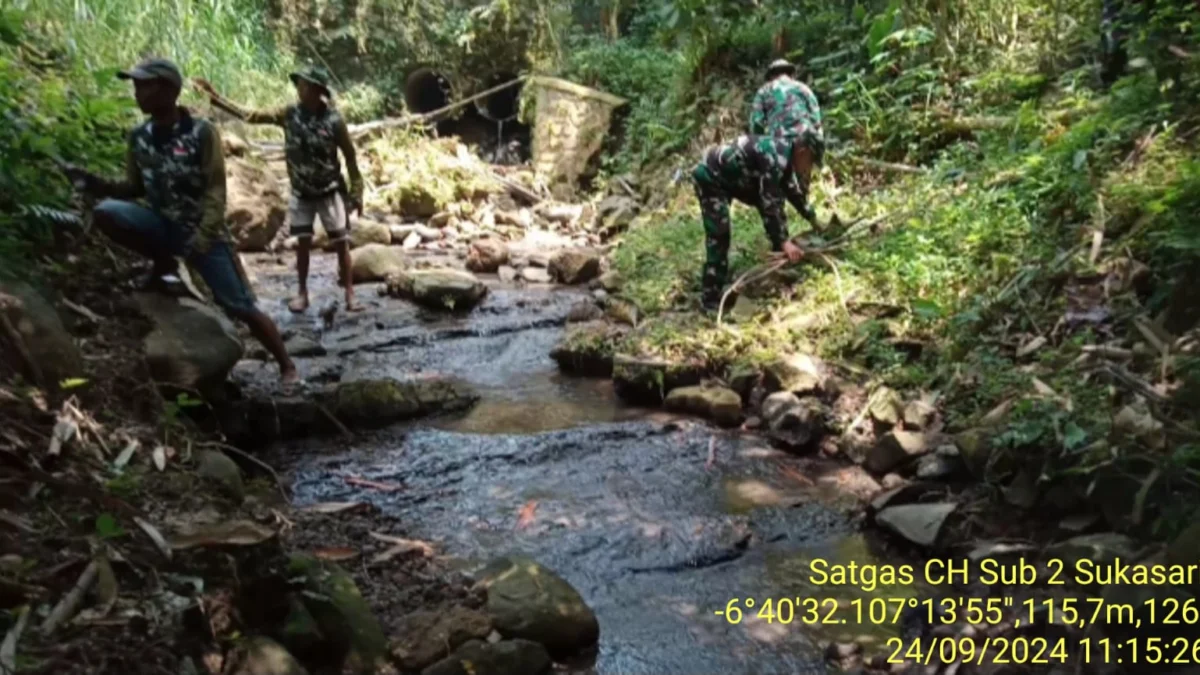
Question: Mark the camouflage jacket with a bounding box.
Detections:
[218,100,363,201]
[749,76,823,140]
[694,135,814,242]
[121,108,228,250]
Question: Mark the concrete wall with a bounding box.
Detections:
[529,77,626,199]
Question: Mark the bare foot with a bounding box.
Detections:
[345,296,365,312]
[280,365,301,392]
[288,294,309,313]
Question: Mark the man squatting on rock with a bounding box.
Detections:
[194,65,365,314]
[63,58,299,386]
[690,58,825,311]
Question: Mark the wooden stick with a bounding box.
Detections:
[1,605,29,675]
[349,77,529,140]
[40,561,97,635]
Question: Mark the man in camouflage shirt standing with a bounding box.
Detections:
[64,58,298,386]
[749,59,823,141]
[690,126,824,311]
[195,65,364,314]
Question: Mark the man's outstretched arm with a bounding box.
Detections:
[193,78,287,126]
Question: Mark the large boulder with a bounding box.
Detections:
[135,293,243,396]
[351,244,408,283]
[550,322,626,377]
[466,238,511,274]
[548,249,602,285]
[612,354,706,405]
[284,555,387,673]
[384,269,488,311]
[0,280,84,388]
[875,502,958,548]
[865,430,941,475]
[325,378,478,427]
[226,157,286,252]
[421,639,551,675]
[390,608,493,672]
[761,391,828,451]
[349,218,392,248]
[664,385,743,427]
[762,354,827,396]
[477,556,599,659]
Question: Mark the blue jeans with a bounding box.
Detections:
[95,199,259,318]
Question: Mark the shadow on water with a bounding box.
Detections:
[244,253,913,674]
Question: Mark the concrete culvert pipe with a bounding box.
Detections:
[404,68,453,114]
[475,72,523,122]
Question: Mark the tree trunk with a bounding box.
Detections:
[773,27,787,56]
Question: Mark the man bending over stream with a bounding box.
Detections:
[63,58,298,386]
[194,65,364,313]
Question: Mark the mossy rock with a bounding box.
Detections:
[286,555,387,674]
[549,321,628,376]
[612,353,707,405]
[326,378,479,427]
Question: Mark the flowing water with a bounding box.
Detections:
[243,252,908,674]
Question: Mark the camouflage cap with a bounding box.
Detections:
[767,59,796,77]
[118,57,183,89]
[289,65,333,95]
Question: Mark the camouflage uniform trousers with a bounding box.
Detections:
[691,165,786,305]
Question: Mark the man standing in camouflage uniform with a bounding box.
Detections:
[63,58,298,386]
[195,66,364,314]
[690,126,824,311]
[749,59,823,140]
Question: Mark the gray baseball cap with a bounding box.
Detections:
[117,58,183,89]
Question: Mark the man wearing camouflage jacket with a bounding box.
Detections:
[195,65,365,314]
[691,127,825,311]
[63,58,298,386]
[750,59,823,140]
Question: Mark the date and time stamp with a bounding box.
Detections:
[713,557,1200,666]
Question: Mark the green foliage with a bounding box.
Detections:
[94,513,125,539]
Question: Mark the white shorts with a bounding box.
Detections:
[288,192,350,241]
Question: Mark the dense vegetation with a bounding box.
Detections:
[3,0,1200,542]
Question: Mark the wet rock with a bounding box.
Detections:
[664,385,743,427]
[286,555,387,673]
[881,473,906,489]
[865,430,939,475]
[477,556,599,659]
[762,354,825,396]
[612,354,706,405]
[399,186,441,219]
[875,502,958,548]
[429,211,452,228]
[903,400,938,430]
[727,366,761,402]
[566,301,603,323]
[521,267,553,284]
[548,249,602,285]
[390,607,493,672]
[284,335,326,358]
[229,637,309,675]
[136,293,243,397]
[415,225,443,242]
[349,218,392,248]
[385,269,488,312]
[868,387,905,429]
[591,289,609,304]
[351,244,408,283]
[915,445,962,480]
[466,238,510,273]
[550,322,625,377]
[327,378,478,428]
[868,482,943,513]
[0,280,84,388]
[596,195,638,236]
[497,266,517,283]
[389,224,416,242]
[226,158,286,252]
[197,449,244,503]
[761,391,828,451]
[403,232,423,249]
[421,639,551,675]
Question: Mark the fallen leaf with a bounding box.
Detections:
[1031,377,1058,398]
[777,463,814,486]
[152,446,167,472]
[314,547,359,562]
[516,500,538,530]
[133,517,172,560]
[113,441,138,470]
[300,501,368,515]
[343,476,404,492]
[0,511,36,534]
[0,606,30,674]
[95,554,118,616]
[169,521,276,550]
[368,531,435,560]
[980,398,1014,426]
[1016,336,1048,358]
